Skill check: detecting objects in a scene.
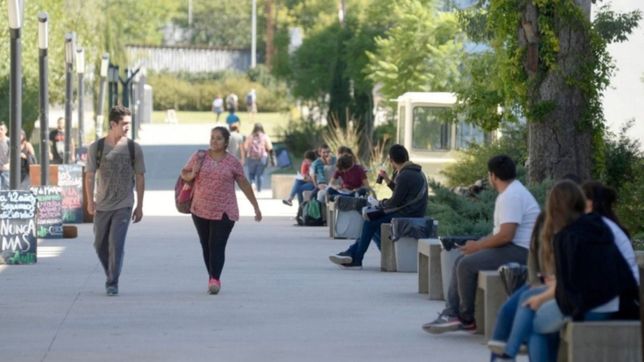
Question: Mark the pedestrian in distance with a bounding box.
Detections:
[0,122,10,190]
[212,95,224,122]
[226,110,240,129]
[245,89,257,121]
[243,123,273,193]
[49,117,74,164]
[226,93,238,113]
[19,129,37,190]
[228,123,245,162]
[85,105,146,296]
[181,126,262,295]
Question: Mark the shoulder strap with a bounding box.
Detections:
[127,139,135,169]
[96,137,106,169]
[383,176,428,214]
[96,138,135,169]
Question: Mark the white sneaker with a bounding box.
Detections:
[487,340,507,356]
[487,339,527,357]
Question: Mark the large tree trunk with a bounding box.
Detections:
[524,0,593,183]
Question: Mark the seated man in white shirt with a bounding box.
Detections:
[423,155,541,334]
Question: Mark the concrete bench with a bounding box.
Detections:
[417,238,443,300]
[381,224,397,271]
[474,270,506,340]
[271,174,295,200]
[559,321,641,362]
[327,200,337,238]
[380,223,418,273]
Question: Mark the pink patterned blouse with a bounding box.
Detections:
[183,151,245,221]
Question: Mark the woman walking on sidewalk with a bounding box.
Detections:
[181,126,262,294]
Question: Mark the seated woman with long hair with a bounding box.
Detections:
[491,180,638,361]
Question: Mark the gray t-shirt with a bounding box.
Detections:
[86,137,145,211]
[0,138,9,171]
[228,132,244,160]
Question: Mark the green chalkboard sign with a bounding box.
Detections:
[0,191,37,265]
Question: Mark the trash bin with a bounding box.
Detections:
[391,218,433,273]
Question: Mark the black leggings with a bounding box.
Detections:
[191,213,235,280]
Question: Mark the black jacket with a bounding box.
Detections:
[381,162,428,217]
[554,213,639,320]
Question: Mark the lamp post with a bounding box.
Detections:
[38,12,49,185]
[8,0,23,189]
[96,53,109,140]
[76,47,84,149]
[251,0,257,68]
[64,32,75,164]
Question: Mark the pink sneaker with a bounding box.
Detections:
[208,278,221,295]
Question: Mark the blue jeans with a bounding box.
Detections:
[501,286,549,357]
[526,300,613,362]
[491,283,531,342]
[246,158,267,191]
[345,212,400,264]
[0,171,8,190]
[288,179,315,203]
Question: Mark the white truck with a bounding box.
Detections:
[395,92,488,180]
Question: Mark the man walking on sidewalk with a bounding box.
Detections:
[85,105,146,296]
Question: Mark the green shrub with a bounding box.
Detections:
[596,121,643,242]
[427,178,551,237]
[278,119,323,160]
[441,124,528,187]
[615,158,644,242]
[148,71,290,112]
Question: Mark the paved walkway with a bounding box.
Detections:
[0,123,521,361]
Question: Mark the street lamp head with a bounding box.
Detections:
[100,53,109,78]
[64,32,76,65]
[8,0,22,29]
[76,48,85,74]
[38,12,48,50]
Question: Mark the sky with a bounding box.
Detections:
[600,0,644,149]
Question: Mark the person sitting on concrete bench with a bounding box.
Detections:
[328,144,427,269]
[310,144,336,202]
[490,180,639,362]
[282,150,317,206]
[423,155,540,334]
[325,153,370,200]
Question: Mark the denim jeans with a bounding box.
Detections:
[288,179,315,203]
[526,299,613,362]
[0,171,8,190]
[502,286,549,357]
[246,158,267,191]
[345,212,401,264]
[491,283,531,342]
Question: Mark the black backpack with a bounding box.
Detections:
[297,199,325,226]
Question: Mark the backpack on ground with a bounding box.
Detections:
[297,199,325,226]
[96,137,135,169]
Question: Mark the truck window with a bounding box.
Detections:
[455,121,485,149]
[412,106,452,151]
